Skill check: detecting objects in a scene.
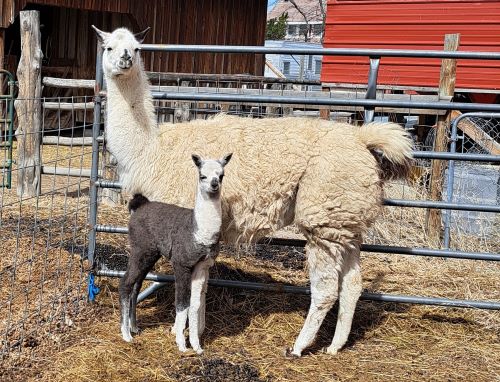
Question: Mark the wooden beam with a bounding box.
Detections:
[41,166,93,178]
[14,11,42,197]
[451,110,500,155]
[42,136,94,146]
[42,101,95,110]
[42,77,95,89]
[426,33,460,245]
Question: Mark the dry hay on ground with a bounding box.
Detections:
[1,145,499,381]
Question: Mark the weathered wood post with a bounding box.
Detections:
[426,33,460,244]
[14,10,42,197]
[1,29,5,116]
[319,86,331,120]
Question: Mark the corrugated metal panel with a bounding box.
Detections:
[321,0,500,91]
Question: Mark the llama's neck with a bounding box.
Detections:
[193,188,222,246]
[104,67,157,164]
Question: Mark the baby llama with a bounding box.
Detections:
[120,153,232,354]
[93,25,413,357]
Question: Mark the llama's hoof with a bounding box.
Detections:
[130,326,140,334]
[324,345,340,355]
[177,345,188,353]
[121,333,133,343]
[193,347,204,355]
[284,347,301,358]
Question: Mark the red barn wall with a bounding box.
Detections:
[321,0,500,91]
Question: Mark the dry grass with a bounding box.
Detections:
[1,144,499,381]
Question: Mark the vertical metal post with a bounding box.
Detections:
[87,42,104,267]
[364,57,380,123]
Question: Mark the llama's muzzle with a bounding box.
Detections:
[118,50,133,69]
[210,178,220,192]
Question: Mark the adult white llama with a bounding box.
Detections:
[92,26,413,357]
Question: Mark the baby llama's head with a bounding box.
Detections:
[192,153,233,197]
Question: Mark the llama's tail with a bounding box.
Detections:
[128,194,150,213]
[357,122,414,181]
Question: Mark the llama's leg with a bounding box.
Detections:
[172,264,192,352]
[198,266,211,336]
[290,241,341,357]
[326,246,362,355]
[188,258,214,354]
[129,278,145,333]
[119,278,133,342]
[119,249,159,342]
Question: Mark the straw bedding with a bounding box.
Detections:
[1,145,499,381]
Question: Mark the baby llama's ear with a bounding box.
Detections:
[134,27,151,43]
[191,154,203,168]
[91,25,110,44]
[220,153,233,167]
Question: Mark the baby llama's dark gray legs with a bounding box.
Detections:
[129,279,145,333]
[119,249,160,342]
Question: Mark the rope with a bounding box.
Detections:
[87,272,100,302]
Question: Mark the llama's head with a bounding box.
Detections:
[92,25,150,78]
[192,153,233,196]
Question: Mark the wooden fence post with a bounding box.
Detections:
[426,33,460,244]
[319,86,331,120]
[14,11,42,197]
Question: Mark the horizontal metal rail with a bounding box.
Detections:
[384,199,500,213]
[96,269,500,310]
[151,91,500,113]
[94,180,123,189]
[140,45,500,60]
[412,151,500,162]
[93,226,499,261]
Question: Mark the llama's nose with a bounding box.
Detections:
[210,179,219,189]
[122,49,131,60]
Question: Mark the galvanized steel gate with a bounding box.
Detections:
[87,44,500,310]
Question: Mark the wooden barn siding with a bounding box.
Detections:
[321,0,500,91]
[2,0,266,79]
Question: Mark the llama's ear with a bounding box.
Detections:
[220,153,233,166]
[134,27,151,43]
[91,25,110,44]
[191,154,202,168]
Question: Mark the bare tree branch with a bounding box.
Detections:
[288,0,311,42]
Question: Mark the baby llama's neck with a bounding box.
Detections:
[104,67,157,165]
[193,188,222,246]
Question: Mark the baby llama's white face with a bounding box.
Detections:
[192,154,233,196]
[101,29,141,78]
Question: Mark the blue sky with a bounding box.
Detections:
[267,0,278,11]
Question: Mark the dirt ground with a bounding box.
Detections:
[1,145,499,382]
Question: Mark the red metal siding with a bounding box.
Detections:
[321,0,500,91]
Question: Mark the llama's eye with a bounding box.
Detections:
[219,175,224,181]
[134,48,140,52]
[106,47,112,51]
[200,176,207,180]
